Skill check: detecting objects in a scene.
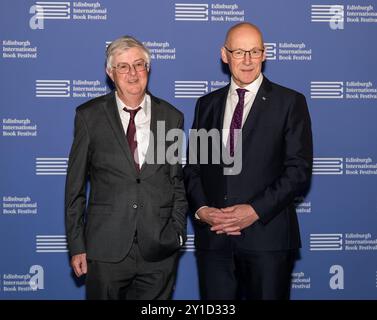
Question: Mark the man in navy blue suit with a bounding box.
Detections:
[184,22,313,300]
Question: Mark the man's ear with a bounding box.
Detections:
[106,68,114,82]
[221,47,228,64]
[262,48,266,62]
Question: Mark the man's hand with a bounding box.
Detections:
[210,204,259,235]
[196,206,238,227]
[71,253,87,277]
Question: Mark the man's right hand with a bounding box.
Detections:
[71,253,87,277]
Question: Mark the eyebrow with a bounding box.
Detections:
[117,58,145,65]
[235,47,261,50]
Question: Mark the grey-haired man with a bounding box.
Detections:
[65,35,187,300]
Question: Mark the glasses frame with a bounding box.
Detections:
[224,47,265,59]
[111,60,149,74]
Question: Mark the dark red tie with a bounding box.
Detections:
[123,107,141,171]
[228,88,248,157]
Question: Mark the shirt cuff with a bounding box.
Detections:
[195,206,208,220]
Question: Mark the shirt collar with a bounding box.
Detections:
[229,72,263,95]
[115,91,148,117]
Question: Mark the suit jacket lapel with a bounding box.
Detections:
[214,86,229,157]
[241,77,272,147]
[213,85,229,131]
[102,91,136,175]
[140,94,162,177]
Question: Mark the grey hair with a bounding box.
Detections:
[106,35,151,70]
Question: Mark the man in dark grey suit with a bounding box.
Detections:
[65,35,187,300]
[184,23,313,300]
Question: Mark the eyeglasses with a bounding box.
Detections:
[224,47,264,59]
[112,60,149,74]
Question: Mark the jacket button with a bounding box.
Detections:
[224,195,228,200]
[136,178,140,184]
[132,204,138,209]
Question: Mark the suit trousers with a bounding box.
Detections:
[196,245,297,300]
[85,238,179,300]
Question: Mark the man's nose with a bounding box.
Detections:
[129,65,137,75]
[243,52,252,64]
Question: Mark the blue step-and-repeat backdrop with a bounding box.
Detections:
[1,0,376,300]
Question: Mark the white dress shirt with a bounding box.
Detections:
[222,73,264,145]
[116,92,151,169]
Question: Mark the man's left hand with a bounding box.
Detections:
[210,204,259,235]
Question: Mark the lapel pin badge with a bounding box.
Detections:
[262,96,267,101]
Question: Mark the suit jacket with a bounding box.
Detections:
[65,91,187,263]
[183,77,313,251]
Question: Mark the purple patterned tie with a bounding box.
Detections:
[123,106,141,171]
[228,88,248,157]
